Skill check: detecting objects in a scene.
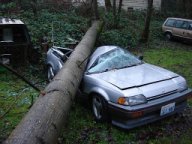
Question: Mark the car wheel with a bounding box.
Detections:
[92,94,109,122]
[47,66,54,82]
[165,32,172,41]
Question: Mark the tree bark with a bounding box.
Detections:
[17,0,22,7]
[140,0,153,43]
[31,0,38,17]
[104,0,112,12]
[92,0,99,20]
[112,0,117,27]
[117,0,123,15]
[4,21,103,144]
[116,0,123,27]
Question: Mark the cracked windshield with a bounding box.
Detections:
[88,48,141,73]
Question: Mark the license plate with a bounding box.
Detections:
[160,102,175,116]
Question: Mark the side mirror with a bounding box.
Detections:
[138,55,144,60]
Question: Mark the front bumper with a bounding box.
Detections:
[108,89,192,129]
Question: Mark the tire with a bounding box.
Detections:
[47,65,54,82]
[165,32,172,41]
[92,94,109,122]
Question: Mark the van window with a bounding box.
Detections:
[165,19,175,27]
[3,28,13,42]
[189,23,192,30]
[0,26,27,43]
[175,20,183,28]
[181,21,189,29]
[175,20,189,29]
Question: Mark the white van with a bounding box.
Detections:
[162,17,192,41]
[0,18,34,64]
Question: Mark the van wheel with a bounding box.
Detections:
[165,32,172,41]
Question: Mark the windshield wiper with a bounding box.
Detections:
[119,63,143,69]
[102,68,111,72]
[86,68,110,74]
[96,68,115,73]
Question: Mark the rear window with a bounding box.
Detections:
[0,25,27,43]
[165,19,176,27]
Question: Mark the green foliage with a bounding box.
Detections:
[0,71,39,141]
[25,10,87,47]
[161,0,192,19]
[2,9,88,48]
[99,30,132,47]
[98,11,146,47]
[0,2,17,12]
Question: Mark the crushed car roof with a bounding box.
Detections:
[0,18,24,25]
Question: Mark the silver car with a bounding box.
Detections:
[46,46,73,81]
[47,45,192,129]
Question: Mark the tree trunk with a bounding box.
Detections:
[112,0,117,27]
[104,0,112,12]
[117,0,123,15]
[116,0,123,27]
[182,0,187,17]
[92,0,99,19]
[17,0,22,7]
[140,0,153,43]
[31,0,38,17]
[4,21,103,144]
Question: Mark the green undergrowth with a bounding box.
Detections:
[0,70,39,141]
[1,9,88,48]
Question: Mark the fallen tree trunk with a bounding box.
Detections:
[4,21,103,144]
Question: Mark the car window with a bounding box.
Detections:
[0,26,27,42]
[188,23,192,30]
[88,48,141,73]
[175,20,183,28]
[0,27,13,42]
[165,19,176,27]
[181,21,189,29]
[172,20,189,29]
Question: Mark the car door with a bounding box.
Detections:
[184,22,192,40]
[172,20,185,37]
[180,21,191,39]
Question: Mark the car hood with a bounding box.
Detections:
[90,63,178,90]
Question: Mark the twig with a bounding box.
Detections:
[0,62,40,92]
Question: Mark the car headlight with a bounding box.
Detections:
[173,76,188,92]
[177,83,188,92]
[118,94,147,106]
